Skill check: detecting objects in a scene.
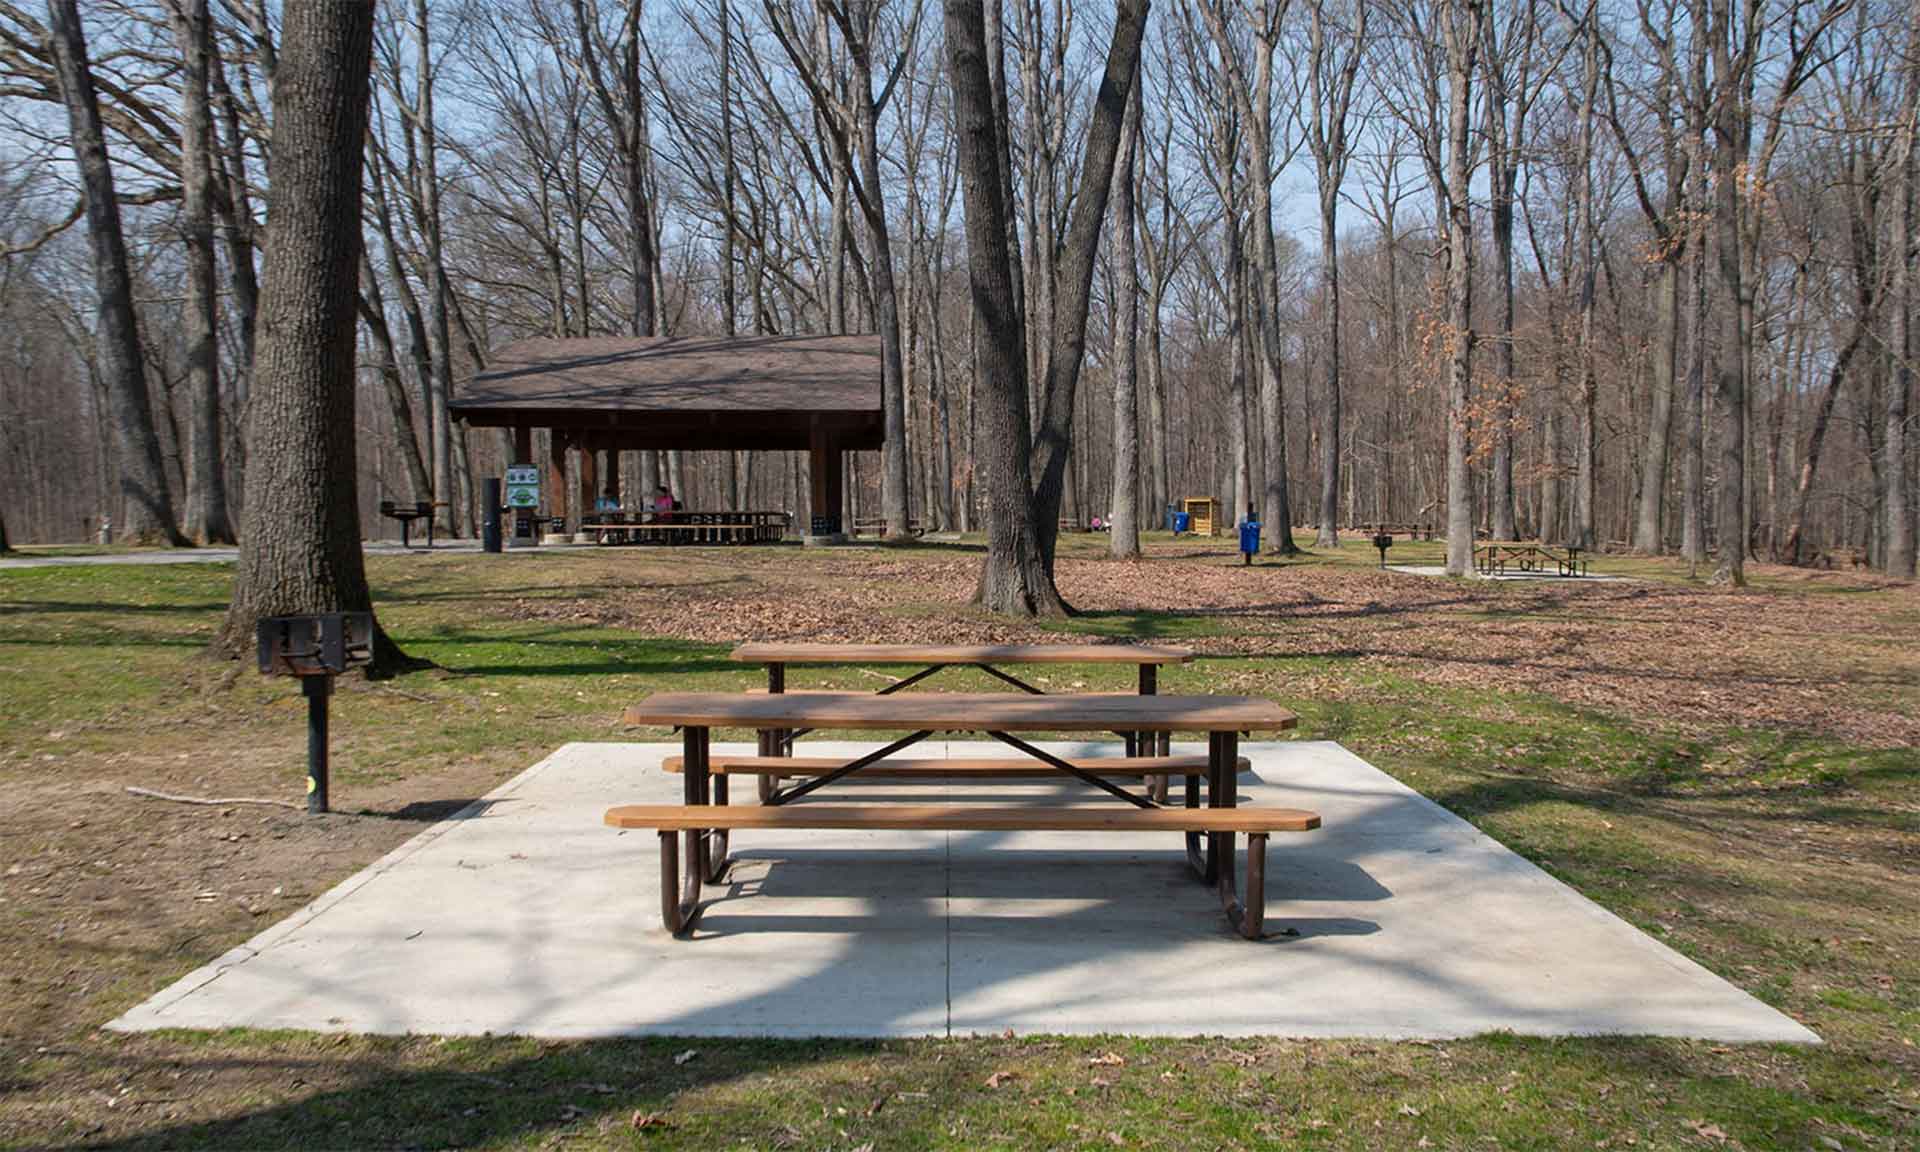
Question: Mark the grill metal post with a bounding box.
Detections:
[304,676,332,813]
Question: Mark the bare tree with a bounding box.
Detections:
[1605,0,1690,554]
[215,0,414,672]
[1297,0,1368,546]
[1480,0,1544,543]
[1888,0,1917,576]
[172,0,232,544]
[944,0,1056,613]
[1110,75,1144,557]
[45,0,184,544]
[1196,0,1299,552]
[1024,0,1151,577]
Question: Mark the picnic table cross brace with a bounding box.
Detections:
[985,731,1160,809]
[761,729,936,806]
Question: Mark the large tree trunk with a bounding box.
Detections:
[1889,23,1917,577]
[844,5,913,541]
[175,0,233,544]
[1109,80,1142,559]
[1303,0,1364,549]
[47,0,184,545]
[1708,0,1746,586]
[1315,186,1342,546]
[410,0,458,537]
[1634,256,1680,552]
[945,0,1063,615]
[1571,12,1600,552]
[1227,213,1253,528]
[1442,0,1483,576]
[1682,216,1709,563]
[1025,0,1150,580]
[213,0,413,673]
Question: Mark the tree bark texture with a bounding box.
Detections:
[214,0,410,672]
[175,0,232,544]
[945,0,1063,615]
[1025,0,1150,578]
[1442,0,1484,576]
[1109,79,1142,559]
[46,0,184,544]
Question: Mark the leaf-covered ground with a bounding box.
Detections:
[0,534,1914,1150]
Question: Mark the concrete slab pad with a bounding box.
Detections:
[1388,563,1635,582]
[111,741,1816,1043]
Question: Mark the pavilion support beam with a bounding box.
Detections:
[507,424,535,547]
[546,429,571,541]
[809,427,844,538]
[577,436,598,539]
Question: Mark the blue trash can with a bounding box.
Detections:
[1172,511,1191,535]
[1239,519,1261,563]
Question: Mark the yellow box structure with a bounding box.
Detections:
[1182,497,1222,537]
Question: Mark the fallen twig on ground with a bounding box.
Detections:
[124,786,301,811]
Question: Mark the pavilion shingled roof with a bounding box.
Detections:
[453,334,882,415]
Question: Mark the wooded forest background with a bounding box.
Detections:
[0,0,1914,580]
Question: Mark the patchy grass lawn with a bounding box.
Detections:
[0,537,1915,1150]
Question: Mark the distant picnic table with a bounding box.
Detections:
[1473,540,1588,577]
[607,642,1314,940]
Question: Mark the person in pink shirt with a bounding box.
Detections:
[651,486,674,522]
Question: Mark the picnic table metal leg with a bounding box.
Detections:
[1184,770,1213,882]
[705,772,731,883]
[683,725,721,892]
[759,663,785,804]
[1138,664,1169,803]
[1208,730,1262,938]
[1220,833,1267,940]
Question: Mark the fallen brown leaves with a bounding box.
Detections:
[517,545,1920,747]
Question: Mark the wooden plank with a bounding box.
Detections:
[729,642,1194,665]
[604,803,1320,833]
[658,754,1254,777]
[623,691,1295,733]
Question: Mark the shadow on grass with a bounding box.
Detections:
[74,1037,872,1151]
[0,600,230,617]
[403,629,737,679]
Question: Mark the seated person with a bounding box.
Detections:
[651,486,675,522]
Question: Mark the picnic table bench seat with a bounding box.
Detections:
[606,802,1320,939]
[659,753,1255,777]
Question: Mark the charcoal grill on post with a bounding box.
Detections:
[256,613,372,813]
[1373,532,1395,568]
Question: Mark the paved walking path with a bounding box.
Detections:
[112,740,1816,1042]
[0,541,491,569]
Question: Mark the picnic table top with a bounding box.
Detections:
[729,642,1194,665]
[624,690,1294,733]
[1478,539,1581,549]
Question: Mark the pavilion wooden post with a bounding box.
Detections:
[546,429,570,541]
[577,436,598,539]
[808,426,844,539]
[510,425,534,546]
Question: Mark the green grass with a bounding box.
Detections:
[1,548,1915,1150]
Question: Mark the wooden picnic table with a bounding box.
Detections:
[730,642,1198,799]
[614,690,1304,939]
[1474,540,1587,577]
